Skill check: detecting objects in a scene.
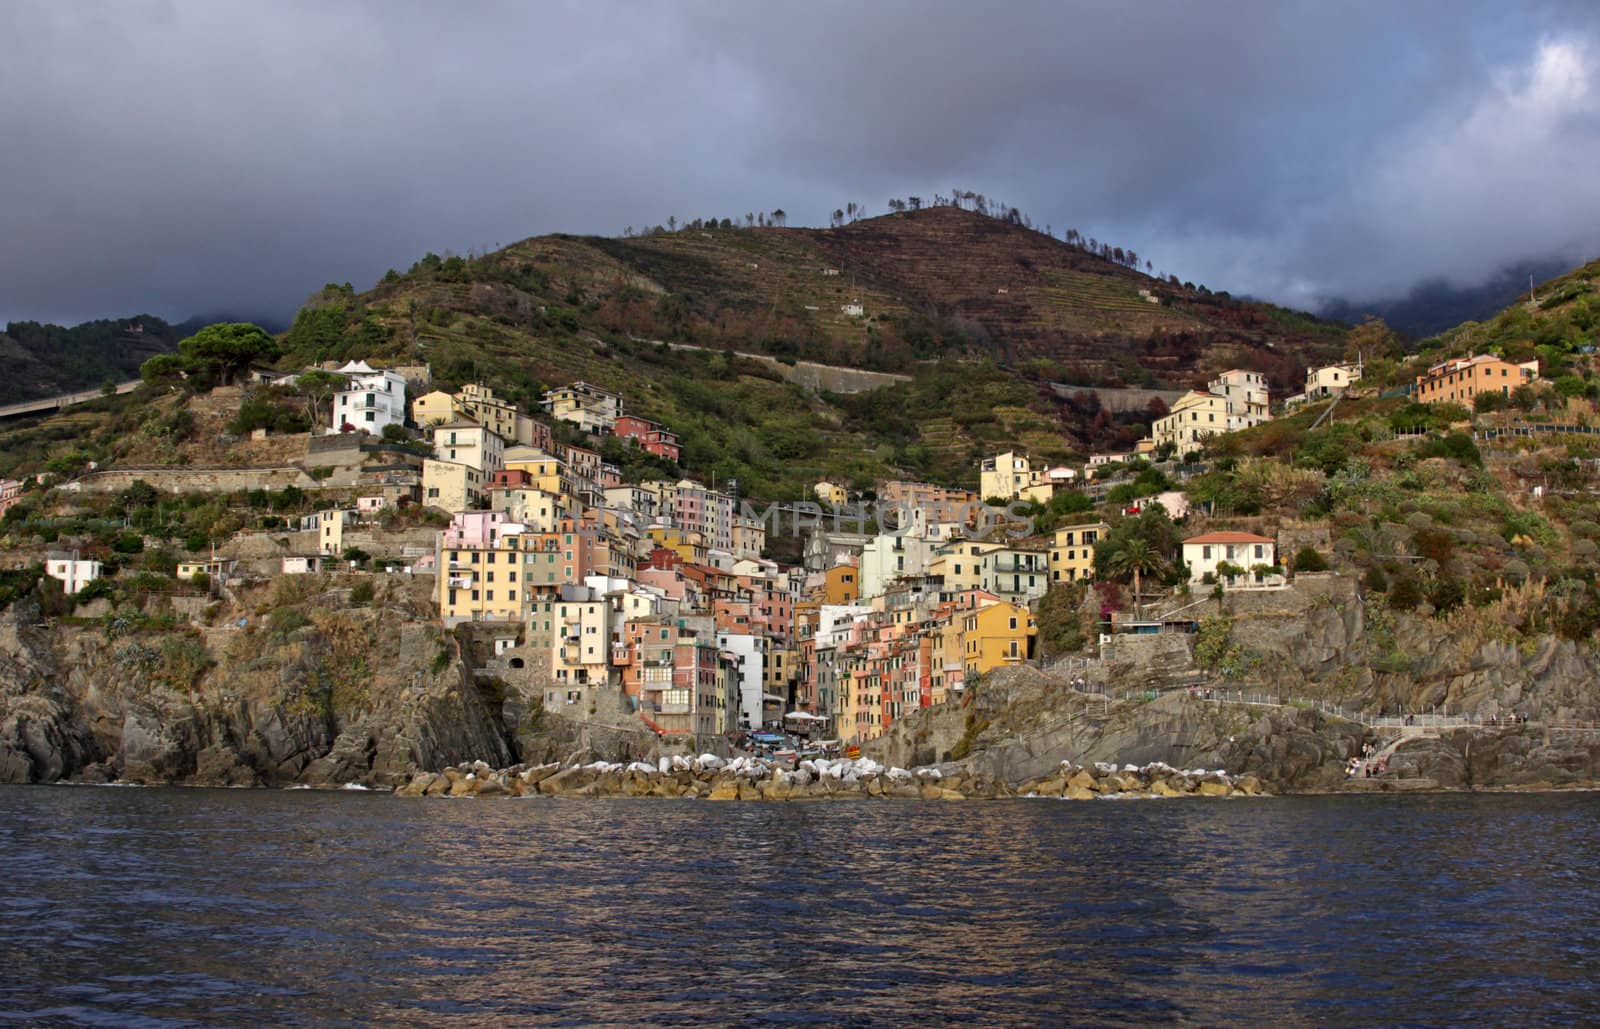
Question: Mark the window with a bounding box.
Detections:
[1202,545,1212,560]
[1254,545,1264,560]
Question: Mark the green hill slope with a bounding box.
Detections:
[248,207,1347,499]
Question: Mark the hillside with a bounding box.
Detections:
[0,316,179,404]
[224,206,1347,499]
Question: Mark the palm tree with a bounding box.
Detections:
[1108,538,1169,614]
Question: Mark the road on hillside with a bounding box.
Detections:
[0,379,144,421]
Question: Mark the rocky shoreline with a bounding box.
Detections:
[392,754,1266,801]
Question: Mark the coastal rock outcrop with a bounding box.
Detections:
[392,754,1258,802]
[0,579,515,787]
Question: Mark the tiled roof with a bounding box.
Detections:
[1183,531,1274,544]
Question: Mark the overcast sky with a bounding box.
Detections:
[3,0,1599,326]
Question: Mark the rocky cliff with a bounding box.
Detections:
[0,575,524,787]
[869,576,1600,793]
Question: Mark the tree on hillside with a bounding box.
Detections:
[1107,537,1170,613]
[908,196,922,210]
[292,369,348,431]
[831,209,845,228]
[771,209,786,227]
[140,352,187,386]
[178,322,281,386]
[1345,316,1402,363]
[1094,507,1182,604]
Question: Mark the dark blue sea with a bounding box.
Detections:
[1,787,1597,1027]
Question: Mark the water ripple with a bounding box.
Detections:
[1,788,1598,1026]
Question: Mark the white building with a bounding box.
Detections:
[552,585,616,686]
[1295,363,1362,407]
[858,530,938,601]
[717,631,769,731]
[329,360,408,436]
[1182,531,1277,584]
[45,555,102,595]
[982,546,1050,605]
[432,419,505,475]
[541,382,623,436]
[1209,369,1270,431]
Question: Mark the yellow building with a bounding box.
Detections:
[456,383,522,443]
[502,446,569,497]
[306,508,351,556]
[929,540,1001,594]
[439,541,527,625]
[960,602,1037,680]
[647,526,708,565]
[979,451,1033,501]
[412,389,464,427]
[175,557,236,582]
[1152,391,1230,456]
[813,480,849,506]
[491,485,565,530]
[1049,521,1108,584]
[422,459,486,512]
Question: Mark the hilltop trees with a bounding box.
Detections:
[140,322,281,388]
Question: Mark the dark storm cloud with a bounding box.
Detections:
[2,0,1598,325]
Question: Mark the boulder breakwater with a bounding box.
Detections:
[393,754,1265,801]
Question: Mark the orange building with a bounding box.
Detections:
[1415,354,1538,406]
[820,563,860,605]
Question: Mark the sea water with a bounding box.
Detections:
[2,786,1597,1026]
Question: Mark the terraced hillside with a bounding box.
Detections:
[315,206,1345,391]
[2,207,1358,502]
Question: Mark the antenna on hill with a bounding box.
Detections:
[1530,273,1538,306]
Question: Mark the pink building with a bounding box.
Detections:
[441,510,521,549]
[613,415,681,462]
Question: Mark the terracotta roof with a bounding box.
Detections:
[1183,531,1275,545]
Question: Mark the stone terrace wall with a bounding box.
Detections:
[73,466,323,495]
